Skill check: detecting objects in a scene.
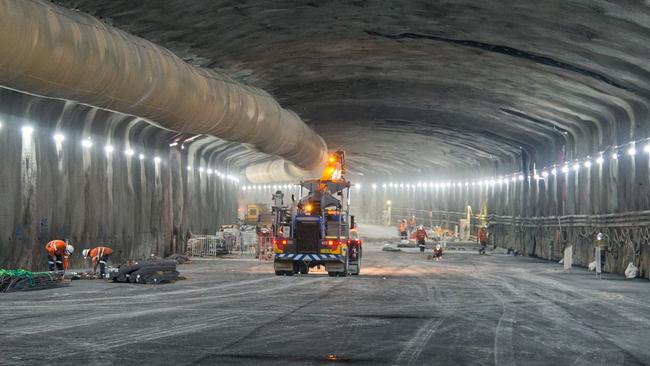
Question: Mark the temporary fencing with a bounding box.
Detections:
[258,235,274,261]
[188,235,229,257]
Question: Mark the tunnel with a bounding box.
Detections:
[1,1,650,365]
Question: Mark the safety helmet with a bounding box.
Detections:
[82,249,90,258]
[66,244,74,254]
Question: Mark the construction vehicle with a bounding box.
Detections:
[272,150,362,276]
[245,203,270,225]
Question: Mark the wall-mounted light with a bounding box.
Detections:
[21,126,34,138]
[53,133,65,143]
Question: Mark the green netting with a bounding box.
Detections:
[0,269,54,287]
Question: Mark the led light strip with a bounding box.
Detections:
[3,122,240,183]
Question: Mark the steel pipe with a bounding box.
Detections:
[0,0,326,171]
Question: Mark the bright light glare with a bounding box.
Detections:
[139,154,145,160]
[573,163,580,171]
[187,166,192,171]
[372,184,377,189]
[561,165,569,173]
[104,145,114,154]
[541,171,549,178]
[154,156,161,163]
[584,160,592,168]
[611,152,618,160]
[53,133,65,142]
[596,156,604,164]
[628,147,636,156]
[645,145,650,153]
[82,139,93,148]
[551,168,557,175]
[124,149,134,156]
[21,126,34,137]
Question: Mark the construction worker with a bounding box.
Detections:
[407,216,417,235]
[398,219,408,240]
[45,239,74,271]
[415,226,428,252]
[478,226,488,254]
[82,246,114,277]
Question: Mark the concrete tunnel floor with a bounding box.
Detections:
[2,226,650,365]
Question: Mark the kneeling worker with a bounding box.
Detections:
[45,239,74,271]
[82,246,113,277]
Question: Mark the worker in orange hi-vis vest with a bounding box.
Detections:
[44,239,74,271]
[82,246,114,277]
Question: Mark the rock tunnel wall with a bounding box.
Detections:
[0,88,239,270]
[349,165,650,279]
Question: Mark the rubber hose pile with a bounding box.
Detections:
[108,260,179,284]
[0,269,64,292]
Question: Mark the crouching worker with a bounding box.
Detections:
[82,246,113,278]
[45,239,74,272]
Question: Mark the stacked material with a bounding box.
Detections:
[165,253,191,264]
[0,269,65,292]
[108,260,179,284]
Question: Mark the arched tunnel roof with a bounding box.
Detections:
[59,0,650,179]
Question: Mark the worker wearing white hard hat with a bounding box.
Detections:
[44,239,74,271]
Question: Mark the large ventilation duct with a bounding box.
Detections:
[0,0,326,171]
[245,159,325,184]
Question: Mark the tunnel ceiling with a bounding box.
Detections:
[58,0,650,179]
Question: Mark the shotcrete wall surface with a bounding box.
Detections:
[0,88,239,270]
